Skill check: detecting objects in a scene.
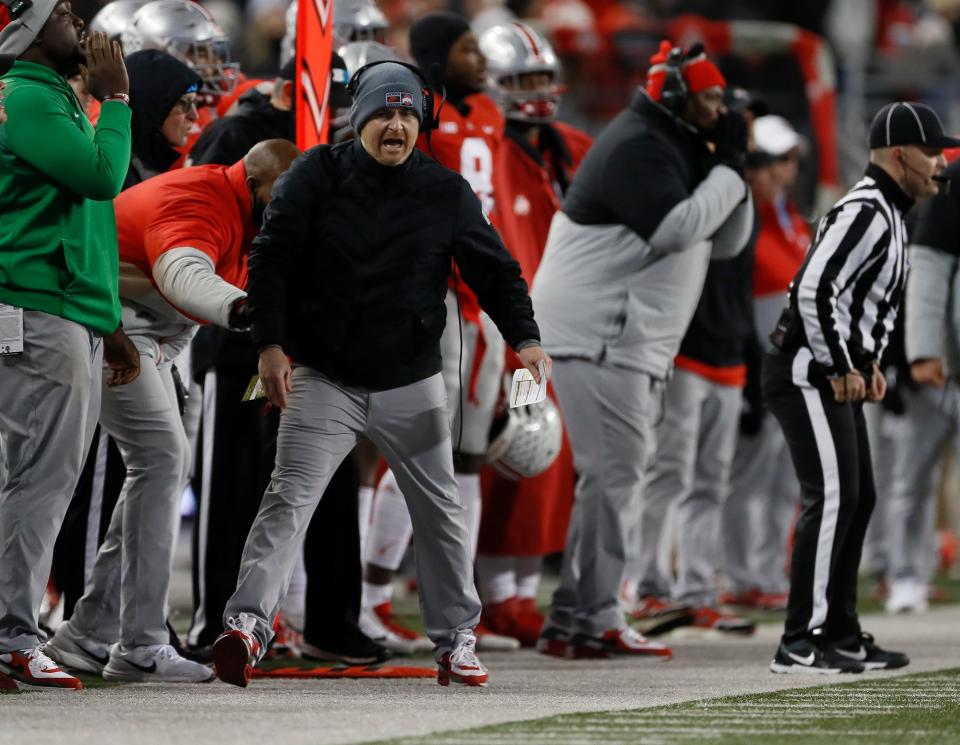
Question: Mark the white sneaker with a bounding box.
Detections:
[359,606,424,655]
[438,633,488,687]
[0,647,83,690]
[102,644,215,682]
[886,579,928,614]
[46,620,112,674]
[475,625,521,652]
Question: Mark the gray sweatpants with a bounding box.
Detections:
[224,368,480,656]
[0,311,102,652]
[723,415,797,594]
[636,368,741,606]
[886,384,954,583]
[548,359,654,635]
[69,335,191,647]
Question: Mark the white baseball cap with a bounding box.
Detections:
[753,115,804,158]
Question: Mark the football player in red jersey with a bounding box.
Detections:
[358,12,519,653]
[475,21,592,646]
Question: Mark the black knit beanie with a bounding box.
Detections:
[409,11,471,89]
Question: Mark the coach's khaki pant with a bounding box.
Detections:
[0,311,102,652]
[224,368,480,657]
[547,358,655,635]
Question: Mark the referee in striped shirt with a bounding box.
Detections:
[764,102,955,674]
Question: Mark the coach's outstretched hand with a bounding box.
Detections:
[103,327,140,387]
[80,30,129,102]
[517,344,552,385]
[259,345,293,409]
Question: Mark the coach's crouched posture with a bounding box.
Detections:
[212,61,549,688]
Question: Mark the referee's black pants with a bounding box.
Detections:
[763,350,876,645]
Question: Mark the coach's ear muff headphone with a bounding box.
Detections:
[659,46,688,117]
[346,59,440,133]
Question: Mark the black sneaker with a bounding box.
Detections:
[770,639,865,674]
[828,632,909,671]
[301,627,391,666]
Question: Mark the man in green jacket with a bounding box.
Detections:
[0,0,139,691]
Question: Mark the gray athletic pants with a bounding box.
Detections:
[724,415,797,594]
[886,384,954,583]
[224,367,480,657]
[548,359,654,635]
[636,368,741,606]
[0,311,102,652]
[69,334,191,647]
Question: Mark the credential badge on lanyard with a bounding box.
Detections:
[0,304,24,355]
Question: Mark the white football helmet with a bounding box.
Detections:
[338,40,398,78]
[89,0,150,46]
[281,0,389,66]
[127,0,239,98]
[478,21,564,123]
[486,398,563,480]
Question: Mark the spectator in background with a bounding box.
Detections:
[0,9,138,690]
[723,114,810,611]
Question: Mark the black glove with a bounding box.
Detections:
[709,110,748,176]
[228,297,251,331]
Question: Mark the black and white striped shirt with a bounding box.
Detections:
[787,163,913,375]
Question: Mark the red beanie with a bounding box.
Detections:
[644,40,725,102]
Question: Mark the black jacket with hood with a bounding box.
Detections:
[123,50,202,190]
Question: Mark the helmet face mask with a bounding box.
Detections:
[479,21,564,124]
[128,0,240,102]
[331,0,389,51]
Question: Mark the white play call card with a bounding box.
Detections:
[509,361,547,408]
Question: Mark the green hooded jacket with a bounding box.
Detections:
[0,60,131,335]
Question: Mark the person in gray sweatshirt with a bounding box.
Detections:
[531,41,753,659]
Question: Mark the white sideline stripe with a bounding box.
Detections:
[791,347,841,631]
[187,369,217,647]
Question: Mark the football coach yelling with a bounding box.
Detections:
[212,60,550,689]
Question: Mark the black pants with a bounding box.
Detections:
[51,426,126,620]
[763,350,876,644]
[188,366,361,650]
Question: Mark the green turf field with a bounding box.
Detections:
[374,668,960,745]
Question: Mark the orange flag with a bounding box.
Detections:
[295,0,335,149]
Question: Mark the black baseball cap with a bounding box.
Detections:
[868,101,960,149]
[0,53,14,77]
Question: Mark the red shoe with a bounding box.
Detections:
[0,669,17,691]
[753,592,789,612]
[691,607,755,635]
[570,627,672,659]
[481,597,520,637]
[0,647,83,690]
[437,635,487,687]
[267,613,303,659]
[718,588,762,608]
[630,596,695,636]
[514,598,546,647]
[213,628,262,688]
[535,626,570,658]
[373,601,422,642]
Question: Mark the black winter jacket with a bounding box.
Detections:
[248,139,539,390]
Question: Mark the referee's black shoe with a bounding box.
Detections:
[770,638,865,674]
[827,632,909,671]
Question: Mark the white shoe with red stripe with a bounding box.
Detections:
[0,647,83,690]
[437,633,488,687]
[213,614,263,688]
